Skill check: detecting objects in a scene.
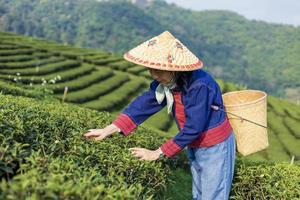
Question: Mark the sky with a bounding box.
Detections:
[165,0,300,27]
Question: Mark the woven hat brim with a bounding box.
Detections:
[124,52,204,71]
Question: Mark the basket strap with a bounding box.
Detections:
[211,105,268,129]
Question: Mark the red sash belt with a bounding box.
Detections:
[188,117,232,147]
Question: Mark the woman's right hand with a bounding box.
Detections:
[84,124,120,141]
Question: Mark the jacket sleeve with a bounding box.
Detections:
[160,82,215,158]
[112,80,166,136]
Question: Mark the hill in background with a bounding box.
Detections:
[0,0,300,100]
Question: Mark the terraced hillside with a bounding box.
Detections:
[0,31,300,164]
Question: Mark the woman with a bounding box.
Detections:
[84,31,236,200]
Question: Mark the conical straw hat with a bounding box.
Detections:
[123,31,204,71]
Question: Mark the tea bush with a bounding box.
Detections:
[0,94,181,199]
[47,68,113,93]
[109,60,136,71]
[127,65,147,75]
[231,159,300,200]
[0,54,35,62]
[61,72,129,103]
[83,78,147,111]
[0,94,300,199]
[0,57,65,69]
[284,117,300,138]
[0,60,80,75]
[0,64,95,84]
[0,80,52,99]
[0,49,34,56]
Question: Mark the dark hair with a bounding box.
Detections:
[174,71,193,88]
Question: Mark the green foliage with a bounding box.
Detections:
[268,111,300,159]
[144,107,174,132]
[83,78,147,111]
[0,63,95,84]
[60,72,129,103]
[216,79,225,93]
[231,159,300,199]
[0,48,34,56]
[164,158,300,200]
[109,60,136,71]
[0,80,52,99]
[223,81,239,93]
[284,101,300,120]
[268,96,286,116]
[127,65,147,75]
[0,54,35,62]
[47,67,114,93]
[265,130,290,162]
[284,117,300,139]
[89,57,123,65]
[0,93,180,199]
[0,56,65,69]
[140,70,152,79]
[0,60,80,75]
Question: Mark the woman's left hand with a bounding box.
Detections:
[129,147,161,161]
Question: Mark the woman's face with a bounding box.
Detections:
[148,68,174,85]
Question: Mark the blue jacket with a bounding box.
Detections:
[113,69,232,158]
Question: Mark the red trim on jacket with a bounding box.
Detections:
[173,91,186,129]
[188,117,232,147]
[112,113,137,136]
[160,138,182,158]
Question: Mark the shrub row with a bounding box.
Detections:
[231,159,300,199]
[61,73,129,103]
[47,68,113,93]
[140,70,152,79]
[284,101,300,120]
[268,111,300,159]
[83,78,147,111]
[0,56,65,69]
[0,80,52,99]
[0,94,178,199]
[88,57,123,65]
[283,117,300,139]
[83,54,110,61]
[265,129,291,162]
[0,49,34,56]
[0,55,35,63]
[127,65,147,75]
[267,96,286,116]
[32,51,56,59]
[0,44,20,50]
[0,60,80,76]
[0,64,95,84]
[108,60,136,71]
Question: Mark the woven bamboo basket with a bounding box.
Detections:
[222,90,268,156]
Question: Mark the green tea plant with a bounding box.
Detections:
[59,72,129,103]
[47,68,114,93]
[0,57,65,69]
[0,94,180,199]
[231,159,300,199]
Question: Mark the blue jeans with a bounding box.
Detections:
[186,132,236,200]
